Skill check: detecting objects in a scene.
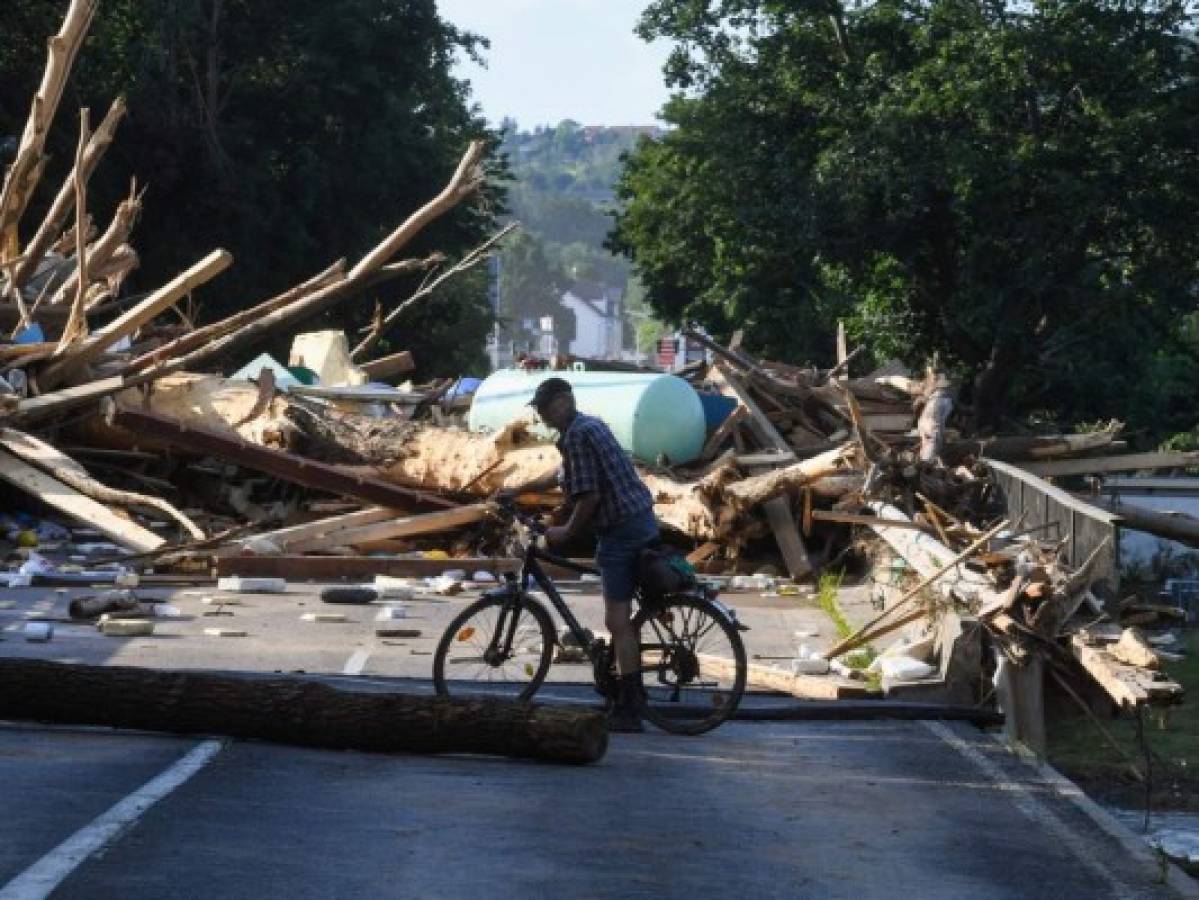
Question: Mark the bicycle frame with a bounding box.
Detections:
[514,541,605,663]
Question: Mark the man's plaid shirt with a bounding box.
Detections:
[556,413,653,529]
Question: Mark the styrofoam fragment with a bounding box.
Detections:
[217,576,286,593]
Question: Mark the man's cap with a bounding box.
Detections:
[528,377,573,409]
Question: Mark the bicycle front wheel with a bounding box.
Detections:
[432,594,555,701]
[634,595,747,735]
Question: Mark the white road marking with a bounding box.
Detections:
[0,739,224,900]
[342,648,371,675]
[923,721,1138,900]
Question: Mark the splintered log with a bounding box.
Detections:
[1070,635,1182,709]
[1019,451,1199,478]
[41,248,233,388]
[0,658,608,765]
[49,179,143,307]
[0,0,97,258]
[721,444,859,514]
[0,448,163,551]
[11,97,127,292]
[348,141,486,282]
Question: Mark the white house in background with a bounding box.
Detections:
[560,282,625,359]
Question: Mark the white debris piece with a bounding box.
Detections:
[217,576,287,594]
[98,618,155,637]
[301,612,347,623]
[873,655,937,681]
[24,622,53,642]
[372,575,416,600]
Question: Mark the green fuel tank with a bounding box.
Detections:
[467,369,706,465]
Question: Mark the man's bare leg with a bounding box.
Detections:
[605,600,638,676]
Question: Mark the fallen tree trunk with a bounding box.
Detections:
[0,658,609,765]
[1085,495,1199,548]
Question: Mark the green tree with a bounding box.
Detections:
[1,0,500,368]
[613,0,1199,435]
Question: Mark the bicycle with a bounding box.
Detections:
[432,502,749,735]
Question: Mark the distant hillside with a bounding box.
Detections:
[496,121,666,356]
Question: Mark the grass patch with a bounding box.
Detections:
[817,571,878,676]
[1046,629,1199,810]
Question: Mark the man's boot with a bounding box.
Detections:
[609,673,645,733]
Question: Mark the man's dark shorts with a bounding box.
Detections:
[595,508,659,605]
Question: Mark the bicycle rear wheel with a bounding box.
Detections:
[633,595,746,735]
[432,594,555,701]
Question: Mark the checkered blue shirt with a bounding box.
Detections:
[556,413,654,529]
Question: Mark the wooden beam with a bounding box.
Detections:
[288,504,489,552]
[1020,451,1199,478]
[217,555,590,580]
[1083,495,1199,548]
[810,509,932,532]
[360,350,415,381]
[697,653,872,700]
[699,405,747,462]
[0,448,163,552]
[112,408,458,510]
[714,363,813,578]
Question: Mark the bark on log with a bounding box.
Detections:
[721,444,859,513]
[0,658,609,765]
[11,97,127,292]
[0,0,97,258]
[917,380,953,464]
[1085,496,1199,548]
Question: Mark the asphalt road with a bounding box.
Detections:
[2,714,1193,900]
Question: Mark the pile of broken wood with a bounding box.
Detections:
[0,1,1187,743]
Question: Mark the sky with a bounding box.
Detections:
[435,0,673,128]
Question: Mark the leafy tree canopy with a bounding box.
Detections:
[1,0,500,370]
[612,0,1199,435]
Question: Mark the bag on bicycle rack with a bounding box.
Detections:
[636,544,698,605]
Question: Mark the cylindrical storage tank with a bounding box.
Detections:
[468,369,706,465]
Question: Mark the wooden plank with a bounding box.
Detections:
[0,449,163,552]
[714,363,813,578]
[360,350,415,380]
[13,376,125,424]
[216,555,590,580]
[734,451,797,467]
[861,413,915,432]
[1070,634,1183,709]
[811,510,932,531]
[984,459,1121,525]
[699,405,747,462]
[112,408,457,510]
[686,541,720,564]
[288,504,489,552]
[697,653,871,700]
[231,506,403,552]
[1020,451,1199,478]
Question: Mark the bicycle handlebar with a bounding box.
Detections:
[493,498,547,535]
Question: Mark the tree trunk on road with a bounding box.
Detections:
[0,658,609,765]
